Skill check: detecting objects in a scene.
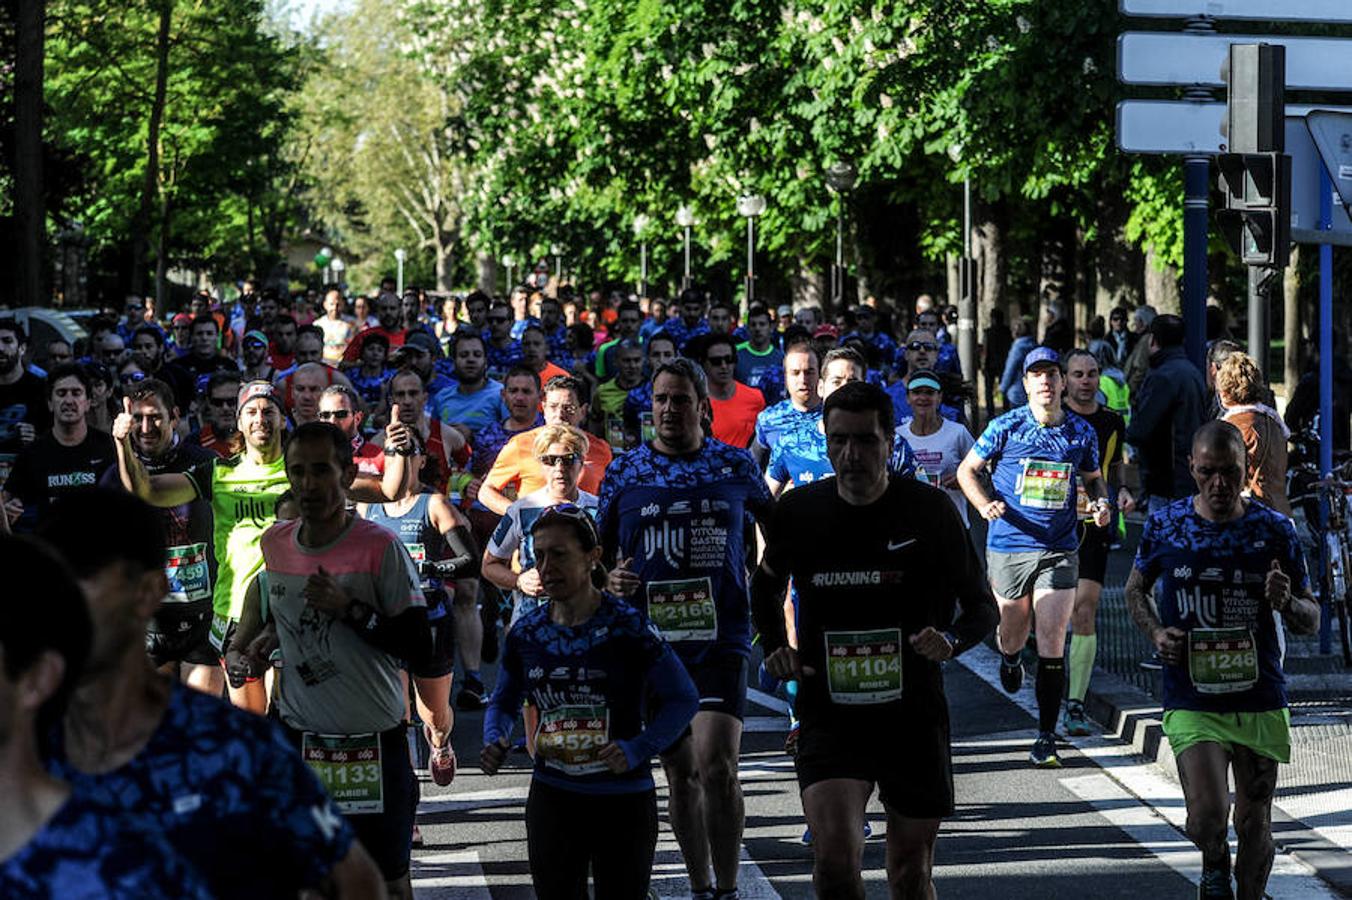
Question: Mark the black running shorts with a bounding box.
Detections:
[146,601,218,668]
[795,714,955,819]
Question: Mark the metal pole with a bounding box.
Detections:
[683,226,691,289]
[396,259,404,297]
[834,203,844,305]
[555,255,562,283]
[1247,267,1270,383]
[746,218,755,304]
[1183,156,1210,371]
[1319,165,1334,653]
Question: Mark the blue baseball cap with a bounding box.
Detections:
[1022,346,1063,374]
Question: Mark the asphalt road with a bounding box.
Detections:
[406,646,1342,899]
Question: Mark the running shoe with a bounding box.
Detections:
[456,679,488,711]
[999,655,1024,694]
[690,889,716,900]
[712,890,741,899]
[1197,867,1234,899]
[425,724,457,786]
[411,822,424,847]
[1029,731,1062,768]
[1062,701,1093,737]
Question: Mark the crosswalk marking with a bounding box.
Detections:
[411,851,493,899]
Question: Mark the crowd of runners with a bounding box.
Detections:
[0,282,1321,899]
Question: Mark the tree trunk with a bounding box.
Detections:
[434,234,452,292]
[155,191,172,312]
[476,252,498,295]
[131,0,173,297]
[1093,206,1145,318]
[14,0,45,309]
[791,258,823,311]
[975,203,1007,323]
[1143,248,1181,314]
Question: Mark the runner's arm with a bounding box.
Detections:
[113,408,198,506]
[1124,568,1165,640]
[477,479,513,516]
[483,645,524,747]
[428,494,480,579]
[1079,467,1109,502]
[750,560,792,655]
[614,648,698,770]
[955,448,996,510]
[938,499,999,654]
[318,840,386,898]
[481,551,519,592]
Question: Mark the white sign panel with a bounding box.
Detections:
[1115,101,1352,246]
[1306,110,1352,215]
[1121,0,1352,24]
[1118,33,1352,91]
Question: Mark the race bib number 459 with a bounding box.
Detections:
[302,733,384,814]
[1188,627,1259,694]
[647,578,717,642]
[824,628,903,705]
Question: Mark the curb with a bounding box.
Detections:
[1083,667,1352,899]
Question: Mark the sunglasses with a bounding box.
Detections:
[119,371,147,385]
[317,410,353,421]
[706,355,735,365]
[531,502,600,543]
[907,341,939,352]
[538,453,581,467]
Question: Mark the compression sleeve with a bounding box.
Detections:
[437,524,480,579]
[615,648,698,770]
[349,605,433,671]
[483,637,524,746]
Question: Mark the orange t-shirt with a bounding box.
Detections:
[486,426,613,499]
[536,361,570,385]
[709,381,766,448]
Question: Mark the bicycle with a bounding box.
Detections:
[1286,429,1352,667]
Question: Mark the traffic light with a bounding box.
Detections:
[1217,151,1291,268]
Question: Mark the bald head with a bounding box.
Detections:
[1192,419,1246,463]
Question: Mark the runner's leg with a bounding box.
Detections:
[1031,587,1074,734]
[882,809,941,900]
[452,578,484,698]
[413,674,454,747]
[694,711,745,892]
[1231,745,1278,900]
[182,662,225,697]
[591,789,660,900]
[994,593,1033,658]
[1176,743,1234,873]
[525,780,590,899]
[227,679,267,714]
[801,778,872,900]
[1068,579,1100,703]
[661,734,712,892]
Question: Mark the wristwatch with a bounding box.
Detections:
[941,631,959,657]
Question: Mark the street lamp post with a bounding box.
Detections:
[330,257,345,290]
[319,245,333,286]
[948,143,978,413]
[394,248,406,296]
[825,162,856,309]
[736,194,767,310]
[632,214,650,298]
[676,205,695,290]
[503,254,516,295]
[550,244,563,286]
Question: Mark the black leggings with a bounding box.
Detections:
[525,780,658,899]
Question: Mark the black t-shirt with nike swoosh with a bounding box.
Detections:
[3,430,116,531]
[760,476,997,725]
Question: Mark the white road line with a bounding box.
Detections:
[747,686,790,715]
[744,715,789,733]
[956,643,1338,895]
[1062,774,1339,899]
[411,850,493,899]
[650,840,783,898]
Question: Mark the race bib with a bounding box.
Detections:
[606,416,626,451]
[303,733,383,813]
[824,628,903,705]
[165,542,211,603]
[640,412,656,444]
[208,612,231,654]
[535,705,610,776]
[647,577,717,642]
[1017,459,1073,510]
[1188,627,1259,694]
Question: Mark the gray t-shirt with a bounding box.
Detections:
[261,517,425,734]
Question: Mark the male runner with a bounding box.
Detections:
[751,341,820,468]
[659,288,711,354]
[243,421,432,899]
[39,490,384,897]
[754,382,997,899]
[434,332,508,435]
[956,347,1110,766]
[699,333,766,449]
[591,340,646,449]
[105,379,223,696]
[190,370,242,457]
[484,301,525,381]
[3,364,116,532]
[599,358,774,900]
[1126,421,1319,900]
[735,304,785,405]
[623,334,678,447]
[0,533,211,898]
[1062,349,1133,735]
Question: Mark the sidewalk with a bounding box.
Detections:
[1082,659,1352,897]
